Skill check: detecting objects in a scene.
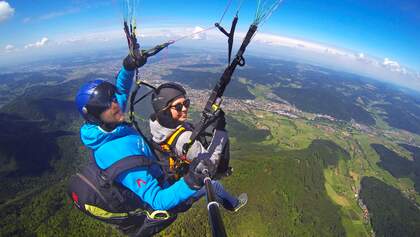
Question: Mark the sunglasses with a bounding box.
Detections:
[169,99,190,112]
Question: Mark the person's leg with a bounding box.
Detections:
[188,181,247,212]
[210,180,239,210]
[187,181,237,208]
[191,186,206,200]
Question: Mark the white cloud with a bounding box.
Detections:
[250,32,420,89]
[0,1,14,22]
[24,37,49,49]
[192,26,207,40]
[56,27,419,85]
[2,24,419,90]
[4,44,15,52]
[352,52,380,67]
[382,57,407,74]
[383,57,400,67]
[254,33,350,57]
[254,32,417,74]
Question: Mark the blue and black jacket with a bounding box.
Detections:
[80,67,196,211]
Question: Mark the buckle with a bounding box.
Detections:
[146,210,171,220]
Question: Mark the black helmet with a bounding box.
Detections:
[151,82,186,113]
[75,79,118,124]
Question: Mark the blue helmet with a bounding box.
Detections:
[75,79,118,124]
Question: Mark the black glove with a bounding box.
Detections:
[184,158,214,190]
[123,53,147,71]
[212,109,226,131]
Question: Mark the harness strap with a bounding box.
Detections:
[84,204,171,221]
[163,126,190,163]
[84,155,173,220]
[166,127,186,147]
[215,15,238,64]
[85,204,129,219]
[102,155,155,182]
[150,126,192,182]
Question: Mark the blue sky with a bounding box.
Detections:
[0,0,419,89]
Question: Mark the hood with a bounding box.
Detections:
[80,122,136,150]
[149,117,179,143]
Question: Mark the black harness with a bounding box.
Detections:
[151,125,193,184]
[68,154,175,228]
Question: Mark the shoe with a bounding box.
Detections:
[233,193,248,212]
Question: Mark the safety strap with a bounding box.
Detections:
[84,155,172,221]
[149,126,191,182]
[102,155,155,182]
[162,126,190,163]
[84,205,172,221]
[85,204,129,219]
[165,127,186,149]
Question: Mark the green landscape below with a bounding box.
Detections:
[1,52,420,236]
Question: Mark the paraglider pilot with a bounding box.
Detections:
[71,54,213,236]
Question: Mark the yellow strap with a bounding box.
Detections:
[84,204,128,219]
[166,126,186,146]
[169,157,175,170]
[85,204,171,221]
[212,103,219,111]
[161,144,170,151]
[146,210,171,220]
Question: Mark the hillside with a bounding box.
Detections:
[0,51,420,236]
